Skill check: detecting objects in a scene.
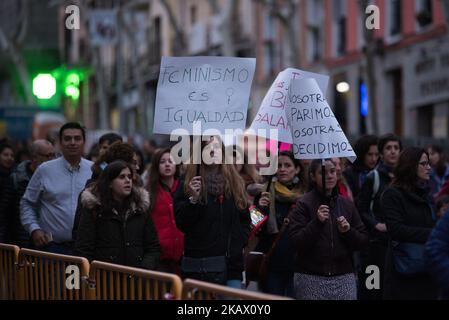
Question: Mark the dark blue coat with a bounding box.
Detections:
[426,209,449,299]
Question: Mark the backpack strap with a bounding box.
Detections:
[369,169,380,213]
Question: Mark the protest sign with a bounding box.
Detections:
[286,78,356,162]
[249,68,329,143]
[153,56,256,135]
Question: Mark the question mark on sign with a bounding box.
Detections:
[226,87,234,105]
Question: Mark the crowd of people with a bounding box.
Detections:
[1,123,449,300]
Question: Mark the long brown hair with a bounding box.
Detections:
[393,147,428,192]
[147,147,179,212]
[92,160,138,215]
[183,139,247,211]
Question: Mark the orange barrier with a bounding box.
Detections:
[88,261,183,300]
[1,244,293,301]
[182,279,293,300]
[0,244,20,300]
[17,248,91,300]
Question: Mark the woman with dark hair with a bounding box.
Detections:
[288,159,368,300]
[72,141,140,241]
[147,148,184,275]
[75,160,160,269]
[174,136,251,287]
[343,135,379,199]
[0,143,15,242]
[254,150,306,297]
[0,143,15,171]
[427,145,449,197]
[133,145,145,176]
[381,147,438,299]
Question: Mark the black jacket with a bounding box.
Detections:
[8,161,34,247]
[381,186,438,299]
[173,180,251,280]
[0,165,14,243]
[343,165,369,199]
[72,177,96,241]
[74,186,160,270]
[254,193,297,273]
[356,162,393,238]
[288,189,369,276]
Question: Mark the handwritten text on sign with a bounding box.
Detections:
[286,78,356,161]
[249,68,329,144]
[153,56,256,135]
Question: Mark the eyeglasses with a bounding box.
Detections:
[37,152,55,159]
[418,161,430,167]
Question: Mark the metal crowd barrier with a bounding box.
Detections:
[0,244,20,300]
[1,243,292,301]
[88,261,183,300]
[182,279,293,300]
[17,248,91,300]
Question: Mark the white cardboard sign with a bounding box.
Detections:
[286,78,356,162]
[249,68,329,143]
[153,56,256,135]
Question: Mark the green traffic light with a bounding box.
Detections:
[66,73,80,86]
[32,73,56,99]
[64,71,81,100]
[65,85,80,100]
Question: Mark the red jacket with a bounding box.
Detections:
[436,179,449,200]
[151,179,184,261]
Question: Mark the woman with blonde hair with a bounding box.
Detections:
[174,137,251,287]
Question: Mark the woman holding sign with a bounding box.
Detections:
[174,137,251,287]
[254,151,306,297]
[288,159,368,300]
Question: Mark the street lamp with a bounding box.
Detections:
[336,81,350,93]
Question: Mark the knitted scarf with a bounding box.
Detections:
[267,181,303,234]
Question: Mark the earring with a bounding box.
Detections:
[293,176,300,184]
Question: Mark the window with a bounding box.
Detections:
[388,0,402,37]
[333,0,347,56]
[149,16,161,64]
[263,10,277,77]
[190,5,197,25]
[416,0,433,30]
[263,10,276,40]
[264,43,275,78]
[385,0,402,43]
[307,0,323,62]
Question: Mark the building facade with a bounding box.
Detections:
[291,0,449,139]
[53,0,449,140]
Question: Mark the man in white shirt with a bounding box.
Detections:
[21,122,93,255]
